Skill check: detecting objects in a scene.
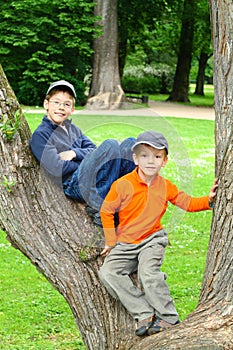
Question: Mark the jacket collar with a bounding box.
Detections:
[43,115,72,130]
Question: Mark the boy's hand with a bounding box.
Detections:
[208,178,218,204]
[59,150,76,160]
[100,245,115,257]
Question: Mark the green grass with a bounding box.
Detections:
[150,83,214,107]
[0,236,85,350]
[0,111,215,348]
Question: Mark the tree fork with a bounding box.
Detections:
[0,56,233,348]
[0,65,133,349]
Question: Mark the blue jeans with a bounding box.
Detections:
[64,138,135,210]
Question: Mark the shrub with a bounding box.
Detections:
[17,77,86,107]
[122,64,175,94]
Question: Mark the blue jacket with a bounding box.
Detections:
[30,116,96,183]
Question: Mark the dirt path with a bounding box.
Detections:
[24,100,215,120]
[74,100,215,120]
[148,100,214,120]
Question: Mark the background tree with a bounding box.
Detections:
[1,0,213,107]
[0,0,97,105]
[167,0,195,102]
[193,0,213,95]
[117,0,176,77]
[87,0,176,107]
[1,0,233,342]
[87,0,170,108]
[86,0,124,109]
[119,0,212,97]
[117,0,183,96]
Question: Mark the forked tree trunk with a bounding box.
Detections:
[0,66,135,350]
[1,0,233,343]
[87,0,125,110]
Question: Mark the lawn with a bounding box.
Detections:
[0,110,215,349]
[149,84,214,107]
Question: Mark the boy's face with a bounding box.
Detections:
[133,144,168,180]
[43,91,75,125]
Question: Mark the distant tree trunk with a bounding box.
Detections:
[1,0,233,341]
[118,5,128,79]
[194,51,212,96]
[87,0,125,110]
[167,0,195,102]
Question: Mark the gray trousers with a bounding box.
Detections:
[98,230,179,323]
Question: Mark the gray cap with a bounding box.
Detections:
[46,80,76,99]
[132,130,168,154]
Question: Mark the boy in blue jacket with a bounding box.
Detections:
[30,80,135,225]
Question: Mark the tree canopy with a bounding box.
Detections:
[0,0,97,105]
[0,0,213,107]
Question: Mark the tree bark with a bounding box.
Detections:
[0,65,133,350]
[87,0,125,110]
[209,0,233,173]
[1,0,233,341]
[167,0,195,102]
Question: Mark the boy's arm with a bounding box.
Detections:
[100,245,114,257]
[71,133,96,160]
[168,178,218,211]
[30,130,79,179]
[59,134,96,161]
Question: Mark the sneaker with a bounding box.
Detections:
[135,315,154,336]
[85,206,103,228]
[147,316,180,335]
[93,212,103,228]
[85,205,98,218]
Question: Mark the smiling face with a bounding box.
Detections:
[133,144,168,184]
[43,91,75,125]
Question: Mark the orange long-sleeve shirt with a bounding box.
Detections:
[100,168,211,246]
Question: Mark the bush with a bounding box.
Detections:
[17,77,86,107]
[7,52,89,107]
[122,64,175,94]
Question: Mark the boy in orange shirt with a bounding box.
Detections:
[98,130,218,337]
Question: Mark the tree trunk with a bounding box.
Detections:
[208,0,233,173]
[87,0,125,110]
[1,0,233,341]
[167,0,195,102]
[0,65,133,350]
[194,51,211,96]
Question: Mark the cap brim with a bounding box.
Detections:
[131,141,166,151]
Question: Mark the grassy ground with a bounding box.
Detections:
[149,84,214,107]
[0,100,215,349]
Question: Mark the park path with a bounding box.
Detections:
[74,100,215,120]
[24,100,215,120]
[148,100,214,120]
